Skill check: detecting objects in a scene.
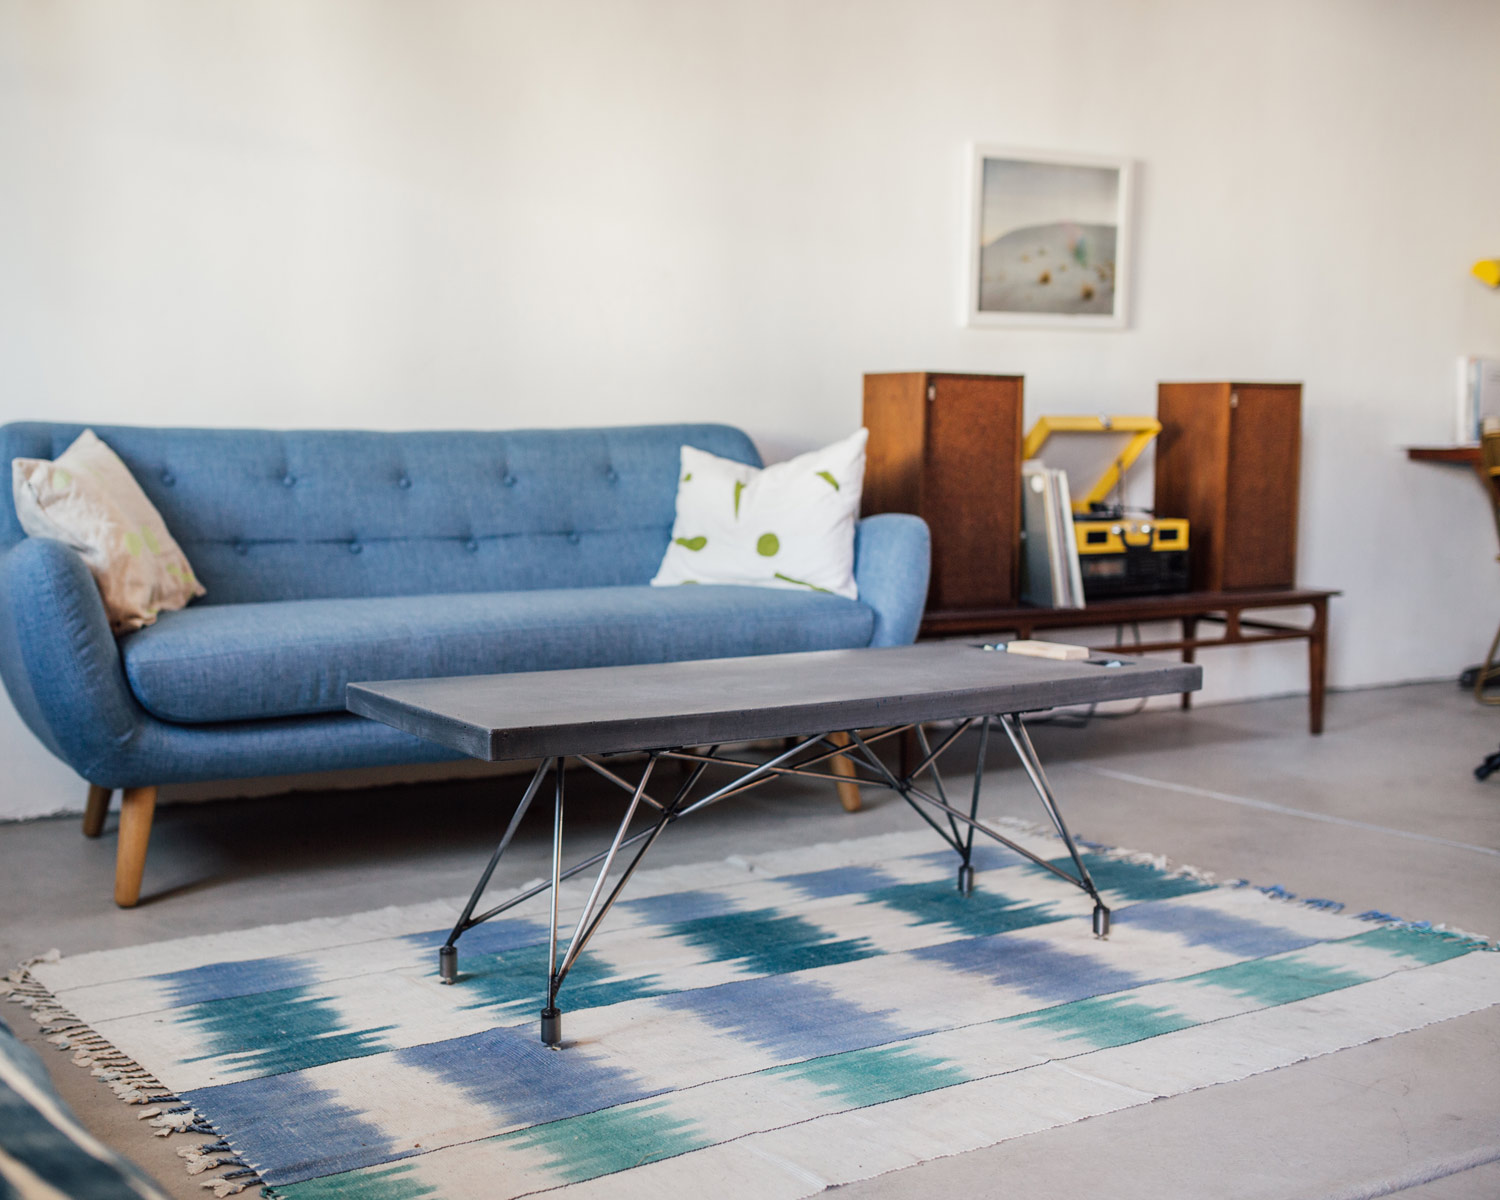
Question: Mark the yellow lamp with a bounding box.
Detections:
[1475,259,1500,288]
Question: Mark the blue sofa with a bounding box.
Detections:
[0,422,930,906]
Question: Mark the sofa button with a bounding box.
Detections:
[282,474,297,488]
[503,474,517,487]
[398,475,412,490]
[566,531,580,545]
[349,541,362,555]
[605,468,619,483]
[465,539,479,553]
[160,471,175,486]
[234,541,249,557]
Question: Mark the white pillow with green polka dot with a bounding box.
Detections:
[651,428,867,599]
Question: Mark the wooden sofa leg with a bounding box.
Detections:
[82,785,112,838]
[114,786,158,908]
[828,732,863,813]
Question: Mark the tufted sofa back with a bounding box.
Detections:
[0,423,760,604]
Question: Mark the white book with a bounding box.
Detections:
[1019,462,1085,609]
[1053,468,1086,608]
[1020,463,1056,607]
[1456,357,1500,442]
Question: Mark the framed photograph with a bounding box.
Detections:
[965,145,1134,329]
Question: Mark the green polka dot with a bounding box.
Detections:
[51,468,72,490]
[733,480,746,518]
[675,536,707,552]
[682,472,692,482]
[816,470,840,491]
[123,531,144,558]
[141,527,162,554]
[756,532,780,557]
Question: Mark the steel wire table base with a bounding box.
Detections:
[436,714,1109,1047]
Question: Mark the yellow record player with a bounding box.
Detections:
[1023,415,1191,599]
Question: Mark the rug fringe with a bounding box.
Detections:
[1070,827,1218,884]
[3,961,267,1197]
[1213,888,1498,950]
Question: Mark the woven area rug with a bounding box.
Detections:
[6,826,1499,1199]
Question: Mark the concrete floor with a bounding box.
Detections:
[2,681,1498,1198]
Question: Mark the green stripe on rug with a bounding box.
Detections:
[769,1042,971,1107]
[179,987,396,1075]
[864,881,1062,936]
[1185,924,1481,1007]
[1353,925,1484,964]
[1187,955,1369,1006]
[276,1162,435,1200]
[668,909,877,974]
[490,1098,712,1183]
[1040,855,1216,902]
[1004,994,1196,1048]
[455,944,666,1014]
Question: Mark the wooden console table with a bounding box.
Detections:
[1407,444,1483,482]
[921,587,1340,734]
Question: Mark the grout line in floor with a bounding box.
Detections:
[1078,765,1500,858]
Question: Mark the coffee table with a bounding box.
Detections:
[348,641,1201,1046]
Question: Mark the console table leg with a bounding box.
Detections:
[1180,617,1199,710]
[543,758,565,1047]
[1309,599,1329,735]
[997,714,1109,937]
[439,757,552,983]
[957,717,989,895]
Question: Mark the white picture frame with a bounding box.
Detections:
[965,145,1134,330]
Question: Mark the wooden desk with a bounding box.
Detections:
[921,587,1340,734]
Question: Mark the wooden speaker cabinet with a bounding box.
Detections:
[862,371,1024,612]
[1154,381,1302,591]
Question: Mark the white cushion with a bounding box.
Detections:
[12,430,205,632]
[652,429,867,599]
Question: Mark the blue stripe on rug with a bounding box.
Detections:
[154,957,320,1008]
[400,919,550,955]
[1112,899,1324,956]
[395,1025,665,1129]
[620,889,741,924]
[779,865,900,898]
[910,933,1154,1002]
[183,1074,408,1187]
[657,974,917,1058]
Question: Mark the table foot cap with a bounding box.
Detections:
[956,864,974,895]
[540,1007,563,1047]
[1093,904,1111,939]
[438,945,458,983]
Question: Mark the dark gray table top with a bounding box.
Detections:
[347,643,1202,763]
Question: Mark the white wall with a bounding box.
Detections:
[2,0,1498,819]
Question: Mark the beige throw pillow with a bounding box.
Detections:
[12,430,205,632]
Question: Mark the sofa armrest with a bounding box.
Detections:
[853,513,931,647]
[0,538,144,779]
